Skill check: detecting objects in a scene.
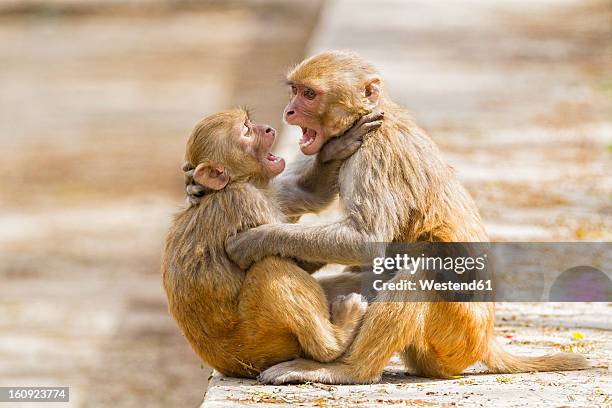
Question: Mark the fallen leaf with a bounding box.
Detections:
[571,331,584,340]
[496,375,513,384]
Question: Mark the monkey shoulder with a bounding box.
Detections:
[240,184,287,224]
[165,183,282,267]
[362,123,447,168]
[340,126,407,176]
[213,183,285,226]
[337,122,449,207]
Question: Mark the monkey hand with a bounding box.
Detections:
[319,110,384,163]
[182,161,207,206]
[225,226,272,269]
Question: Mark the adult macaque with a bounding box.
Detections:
[223,51,588,383]
[162,108,382,377]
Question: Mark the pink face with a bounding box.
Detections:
[238,117,285,177]
[283,83,331,155]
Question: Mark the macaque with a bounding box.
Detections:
[162,108,383,377]
[220,51,589,383]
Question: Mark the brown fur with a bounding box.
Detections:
[162,108,367,378]
[224,51,589,384]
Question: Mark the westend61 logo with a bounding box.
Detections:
[359,242,611,302]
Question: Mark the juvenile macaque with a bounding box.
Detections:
[221,51,589,383]
[162,108,382,377]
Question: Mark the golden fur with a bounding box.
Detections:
[224,51,590,384]
[162,109,367,377]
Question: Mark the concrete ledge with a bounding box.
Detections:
[201,303,610,407]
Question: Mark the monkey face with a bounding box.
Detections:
[284,51,382,156]
[284,83,329,155]
[186,109,285,191]
[237,115,285,178]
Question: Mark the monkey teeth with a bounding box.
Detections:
[266,153,282,163]
[299,127,317,147]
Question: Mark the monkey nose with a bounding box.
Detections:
[265,127,275,135]
[286,110,295,117]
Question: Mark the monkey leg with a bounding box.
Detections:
[399,343,455,378]
[259,270,428,385]
[399,302,494,378]
[259,300,420,385]
[283,283,367,364]
[341,300,421,382]
[247,257,366,364]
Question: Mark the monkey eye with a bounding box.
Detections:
[303,88,316,100]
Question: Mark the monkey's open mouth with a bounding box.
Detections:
[263,151,285,175]
[299,127,325,155]
[266,152,282,163]
[299,127,317,148]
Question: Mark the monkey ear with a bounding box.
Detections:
[363,76,382,110]
[193,161,229,190]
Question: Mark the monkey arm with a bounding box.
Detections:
[226,219,384,269]
[272,155,341,219]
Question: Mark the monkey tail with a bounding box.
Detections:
[483,339,590,374]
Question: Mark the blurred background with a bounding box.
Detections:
[0,0,609,407]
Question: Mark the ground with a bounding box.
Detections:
[204,302,611,407]
[0,0,609,407]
